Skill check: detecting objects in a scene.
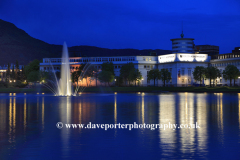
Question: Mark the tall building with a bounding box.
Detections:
[170,32,195,53]
[194,45,219,56]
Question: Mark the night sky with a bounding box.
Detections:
[0,0,239,54]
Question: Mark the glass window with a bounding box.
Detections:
[188,70,191,76]
[181,69,185,76]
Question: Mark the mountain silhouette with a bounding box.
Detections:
[0,19,171,65]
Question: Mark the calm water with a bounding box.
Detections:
[0,92,240,159]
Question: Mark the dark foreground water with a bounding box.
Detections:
[0,92,240,159]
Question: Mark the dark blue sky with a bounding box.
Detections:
[0,0,239,54]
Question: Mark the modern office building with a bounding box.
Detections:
[194,45,219,56]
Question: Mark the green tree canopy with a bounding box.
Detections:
[6,63,11,82]
[15,60,20,80]
[98,70,114,86]
[120,62,135,85]
[205,66,221,87]
[193,66,205,86]
[129,68,142,86]
[27,71,40,82]
[159,68,171,87]
[101,62,115,76]
[147,69,160,86]
[11,65,15,80]
[24,59,40,78]
[222,65,240,86]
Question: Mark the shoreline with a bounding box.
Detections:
[0,87,239,94]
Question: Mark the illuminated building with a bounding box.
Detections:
[39,34,240,87]
[0,64,23,82]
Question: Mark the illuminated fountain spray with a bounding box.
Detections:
[59,42,72,96]
[42,42,94,96]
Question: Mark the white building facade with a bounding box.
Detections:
[39,37,240,87]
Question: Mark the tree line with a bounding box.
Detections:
[193,65,240,87]
[9,59,240,88]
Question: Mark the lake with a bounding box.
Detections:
[0,92,240,159]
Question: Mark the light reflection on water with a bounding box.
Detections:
[0,93,240,159]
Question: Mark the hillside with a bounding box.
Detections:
[0,19,171,65]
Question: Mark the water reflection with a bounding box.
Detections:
[141,94,144,124]
[42,97,44,130]
[0,93,240,159]
[179,93,195,153]
[114,95,117,124]
[195,93,207,153]
[239,93,240,129]
[159,94,176,153]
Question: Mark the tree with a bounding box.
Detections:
[120,63,135,85]
[11,65,15,80]
[205,66,221,87]
[24,59,40,79]
[222,65,240,86]
[71,64,85,86]
[147,69,160,86]
[15,60,20,80]
[98,70,114,86]
[71,71,79,86]
[101,62,115,76]
[129,68,142,86]
[159,68,171,87]
[20,66,26,82]
[27,71,39,82]
[6,63,11,82]
[193,66,205,86]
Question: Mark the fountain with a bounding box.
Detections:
[59,42,72,96]
[42,42,95,96]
